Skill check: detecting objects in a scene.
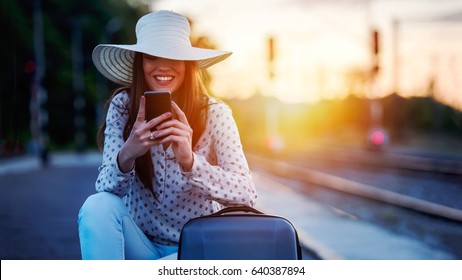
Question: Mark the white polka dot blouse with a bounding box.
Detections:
[95,91,257,245]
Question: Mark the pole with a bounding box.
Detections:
[392,18,400,95]
[31,0,48,165]
[370,29,381,125]
[72,18,86,152]
[265,36,283,152]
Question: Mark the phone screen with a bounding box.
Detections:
[144,90,172,121]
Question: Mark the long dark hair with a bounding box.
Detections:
[97,52,210,195]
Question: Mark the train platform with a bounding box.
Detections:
[252,171,456,260]
[0,150,457,260]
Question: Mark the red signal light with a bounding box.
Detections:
[368,128,388,147]
[24,60,36,74]
[370,130,385,146]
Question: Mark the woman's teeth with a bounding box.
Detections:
[156,76,173,82]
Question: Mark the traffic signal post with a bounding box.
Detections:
[265,36,283,152]
[368,29,388,149]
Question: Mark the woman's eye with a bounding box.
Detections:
[144,55,158,61]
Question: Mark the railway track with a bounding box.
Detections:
[247,153,462,222]
[288,145,462,175]
[248,151,462,258]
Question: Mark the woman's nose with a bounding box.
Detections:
[157,65,170,71]
[157,58,174,67]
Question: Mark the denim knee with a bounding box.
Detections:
[78,192,129,259]
[78,192,128,226]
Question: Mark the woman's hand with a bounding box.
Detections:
[155,101,194,171]
[117,96,172,173]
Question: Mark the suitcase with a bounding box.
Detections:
[178,206,302,260]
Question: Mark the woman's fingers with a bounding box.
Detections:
[155,117,189,131]
[145,111,172,130]
[150,103,193,168]
[171,101,190,126]
[136,95,172,129]
[154,103,192,146]
[136,96,146,124]
[155,126,191,141]
[156,126,193,167]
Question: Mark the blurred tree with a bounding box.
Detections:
[0,1,34,154]
[2,1,461,156]
[0,0,148,155]
[188,17,217,94]
[382,93,407,139]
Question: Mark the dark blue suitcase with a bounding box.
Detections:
[178,206,302,260]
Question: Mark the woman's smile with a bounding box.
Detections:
[143,55,185,92]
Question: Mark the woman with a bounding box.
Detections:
[78,10,257,259]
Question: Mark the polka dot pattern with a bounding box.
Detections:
[95,92,257,245]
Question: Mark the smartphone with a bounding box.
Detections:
[144,90,172,122]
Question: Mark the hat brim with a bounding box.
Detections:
[92,44,232,85]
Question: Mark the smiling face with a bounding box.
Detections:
[142,54,186,93]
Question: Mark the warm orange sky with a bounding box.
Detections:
[153,0,462,108]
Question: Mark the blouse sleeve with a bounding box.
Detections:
[95,92,136,197]
[182,102,257,207]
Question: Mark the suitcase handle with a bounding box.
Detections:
[211,206,264,216]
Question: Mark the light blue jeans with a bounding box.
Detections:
[78,192,178,260]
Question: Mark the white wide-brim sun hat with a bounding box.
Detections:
[92,10,232,85]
